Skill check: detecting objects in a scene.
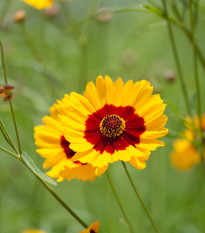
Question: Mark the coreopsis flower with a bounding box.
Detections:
[34,99,107,182]
[22,0,72,10]
[79,221,99,233]
[22,230,46,233]
[171,115,205,170]
[60,75,168,169]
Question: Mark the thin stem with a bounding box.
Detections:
[189,0,205,174]
[0,41,22,154]
[20,158,88,229]
[0,40,8,84]
[106,171,135,233]
[0,146,19,158]
[189,0,202,130]
[171,1,182,21]
[8,100,22,154]
[66,5,205,72]
[122,162,160,233]
[161,0,192,117]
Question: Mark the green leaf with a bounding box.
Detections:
[0,119,18,153]
[21,152,57,186]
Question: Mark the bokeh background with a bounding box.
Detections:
[0,0,205,232]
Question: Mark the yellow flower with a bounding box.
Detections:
[22,0,72,10]
[34,99,108,182]
[22,0,54,9]
[170,115,205,170]
[79,221,99,233]
[60,75,168,169]
[171,139,201,170]
[22,230,46,233]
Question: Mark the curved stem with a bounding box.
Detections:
[122,162,160,233]
[20,158,88,229]
[161,0,192,117]
[189,0,205,175]
[0,41,22,155]
[106,171,135,233]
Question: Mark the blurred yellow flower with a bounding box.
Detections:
[22,0,72,10]
[22,0,54,9]
[22,229,46,233]
[34,99,107,182]
[170,115,205,170]
[79,221,99,233]
[60,75,168,169]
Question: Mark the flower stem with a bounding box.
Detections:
[0,41,22,155]
[19,156,89,229]
[0,146,19,158]
[161,0,192,117]
[122,162,160,233]
[189,0,205,175]
[106,171,135,233]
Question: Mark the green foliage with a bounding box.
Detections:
[0,0,205,233]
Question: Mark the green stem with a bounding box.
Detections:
[8,100,22,154]
[0,41,22,155]
[106,171,135,233]
[122,162,160,233]
[0,40,8,84]
[0,146,19,158]
[171,1,182,21]
[189,0,205,174]
[20,158,88,229]
[161,0,192,117]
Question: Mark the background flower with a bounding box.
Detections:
[171,115,205,170]
[22,230,47,233]
[171,139,201,170]
[22,0,54,9]
[22,0,72,10]
[79,221,99,233]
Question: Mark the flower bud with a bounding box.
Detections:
[13,10,26,23]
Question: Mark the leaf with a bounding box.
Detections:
[21,152,57,186]
[0,119,18,153]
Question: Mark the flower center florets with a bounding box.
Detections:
[100,114,125,138]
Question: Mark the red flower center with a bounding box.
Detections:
[84,104,145,154]
[100,114,125,138]
[90,230,95,233]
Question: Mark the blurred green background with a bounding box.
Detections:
[0,0,205,232]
